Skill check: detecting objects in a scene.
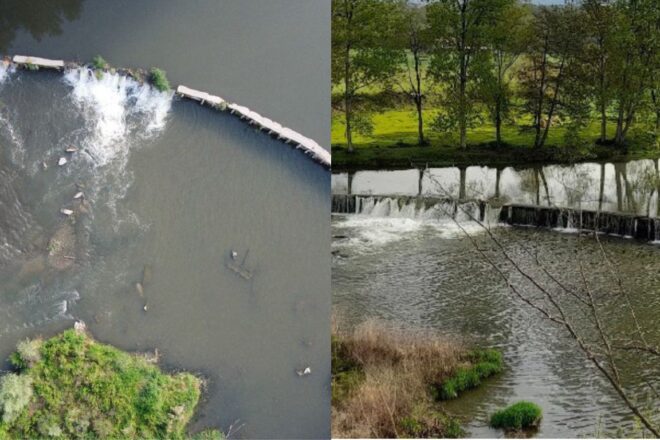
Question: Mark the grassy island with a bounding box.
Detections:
[0,325,221,440]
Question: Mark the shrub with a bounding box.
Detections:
[436,348,503,400]
[150,68,171,92]
[91,55,108,70]
[0,374,33,423]
[490,401,542,431]
[15,339,42,367]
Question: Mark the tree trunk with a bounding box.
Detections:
[459,167,466,201]
[495,168,501,199]
[495,97,502,147]
[600,101,607,143]
[598,163,605,211]
[459,58,467,149]
[416,96,425,146]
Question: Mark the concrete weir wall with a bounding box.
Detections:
[500,204,658,242]
[7,55,331,170]
[332,194,658,242]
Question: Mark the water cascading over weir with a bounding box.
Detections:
[332,194,660,242]
[5,55,331,169]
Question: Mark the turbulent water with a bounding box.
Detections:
[332,177,660,438]
[0,66,329,438]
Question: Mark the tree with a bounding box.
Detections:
[427,0,512,149]
[475,1,530,147]
[583,0,620,143]
[610,0,658,147]
[331,0,401,153]
[517,5,586,149]
[392,2,432,146]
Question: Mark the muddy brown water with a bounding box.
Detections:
[0,2,330,438]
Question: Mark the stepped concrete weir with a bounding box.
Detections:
[332,194,659,242]
[4,55,330,169]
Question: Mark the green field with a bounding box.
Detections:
[331,106,660,170]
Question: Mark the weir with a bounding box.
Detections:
[332,194,659,242]
[4,55,330,169]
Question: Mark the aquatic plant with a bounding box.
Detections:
[436,349,503,400]
[490,401,542,431]
[150,68,171,92]
[0,327,222,439]
[91,55,108,70]
[24,63,39,71]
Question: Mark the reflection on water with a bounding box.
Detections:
[333,159,660,217]
[0,65,328,438]
[0,0,82,52]
[332,212,660,437]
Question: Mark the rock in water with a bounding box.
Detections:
[47,222,76,270]
[73,192,84,200]
[136,282,144,297]
[58,157,67,166]
[296,367,312,377]
[60,208,74,216]
[65,146,78,153]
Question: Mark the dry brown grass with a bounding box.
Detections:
[332,318,467,438]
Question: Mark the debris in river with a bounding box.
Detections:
[65,146,78,153]
[296,367,312,377]
[231,250,238,260]
[136,282,144,297]
[60,208,74,216]
[42,161,48,170]
[74,320,86,333]
[58,157,67,166]
[142,264,153,285]
[227,248,253,280]
[73,191,84,200]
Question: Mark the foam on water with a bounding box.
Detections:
[63,68,172,167]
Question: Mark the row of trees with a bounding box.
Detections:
[331,0,660,152]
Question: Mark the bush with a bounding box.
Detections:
[91,55,108,70]
[0,374,33,424]
[490,401,542,431]
[150,68,171,92]
[436,349,503,400]
[15,339,42,367]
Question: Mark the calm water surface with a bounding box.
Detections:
[0,2,329,438]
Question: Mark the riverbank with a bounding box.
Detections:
[331,318,502,438]
[332,141,660,171]
[0,324,221,439]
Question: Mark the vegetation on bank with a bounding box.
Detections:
[331,0,659,169]
[490,401,542,432]
[0,326,222,440]
[150,68,171,92]
[331,318,503,438]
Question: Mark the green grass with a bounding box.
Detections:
[331,106,660,170]
[435,349,503,400]
[490,401,542,431]
[0,328,221,439]
[149,68,171,92]
[331,336,364,406]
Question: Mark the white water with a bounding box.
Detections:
[61,68,172,229]
[334,196,498,249]
[63,68,172,167]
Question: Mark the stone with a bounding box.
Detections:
[296,367,312,377]
[47,222,76,270]
[73,192,84,199]
[60,208,74,216]
[58,157,67,166]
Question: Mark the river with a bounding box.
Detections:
[0,2,330,438]
[332,160,660,438]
